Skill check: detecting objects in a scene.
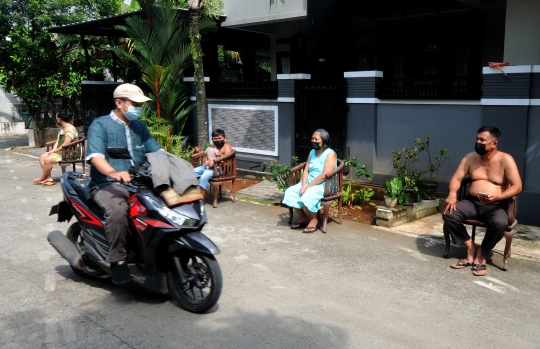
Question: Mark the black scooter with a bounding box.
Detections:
[47,148,222,313]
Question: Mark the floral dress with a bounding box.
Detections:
[282,148,336,213]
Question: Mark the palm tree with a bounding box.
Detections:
[113,0,195,152]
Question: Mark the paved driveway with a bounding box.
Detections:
[2,135,540,349]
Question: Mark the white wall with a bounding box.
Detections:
[223,0,307,27]
[0,122,27,135]
[0,86,22,122]
[504,0,540,65]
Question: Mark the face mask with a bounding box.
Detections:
[475,142,487,155]
[122,102,143,121]
[214,140,225,148]
[312,142,321,150]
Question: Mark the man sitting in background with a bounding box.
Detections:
[442,126,522,276]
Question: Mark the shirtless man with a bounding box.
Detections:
[442,126,522,276]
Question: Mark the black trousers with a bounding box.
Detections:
[442,196,508,255]
[91,184,131,263]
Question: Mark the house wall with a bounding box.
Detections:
[223,0,307,27]
[203,99,293,170]
[0,86,26,135]
[0,87,22,123]
[504,0,540,65]
[343,66,540,226]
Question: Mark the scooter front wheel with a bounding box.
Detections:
[167,251,222,313]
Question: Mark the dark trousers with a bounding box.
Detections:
[442,196,508,255]
[91,184,131,263]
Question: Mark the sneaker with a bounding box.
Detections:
[111,260,130,285]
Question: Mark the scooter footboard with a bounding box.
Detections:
[167,232,220,255]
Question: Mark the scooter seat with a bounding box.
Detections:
[66,172,105,219]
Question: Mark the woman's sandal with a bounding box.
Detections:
[450,259,473,269]
[291,221,308,229]
[303,226,318,234]
[472,263,487,276]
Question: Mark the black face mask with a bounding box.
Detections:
[475,142,487,155]
[312,142,321,150]
[214,140,225,148]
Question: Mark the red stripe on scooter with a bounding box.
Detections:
[143,219,174,228]
[69,198,104,228]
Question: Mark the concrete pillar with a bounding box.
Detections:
[276,73,311,103]
[276,73,311,164]
[343,71,383,177]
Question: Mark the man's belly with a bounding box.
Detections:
[469,179,505,197]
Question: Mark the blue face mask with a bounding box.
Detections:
[122,102,143,121]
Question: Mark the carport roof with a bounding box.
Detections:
[48,9,226,37]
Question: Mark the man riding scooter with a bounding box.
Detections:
[86,83,161,284]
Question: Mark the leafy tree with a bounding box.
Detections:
[113,0,196,153]
[0,0,122,145]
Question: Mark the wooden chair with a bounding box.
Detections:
[287,158,344,233]
[191,149,237,208]
[46,136,86,174]
[443,176,518,270]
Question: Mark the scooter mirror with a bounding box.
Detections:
[106,147,132,160]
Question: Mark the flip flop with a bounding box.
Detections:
[450,259,473,269]
[472,264,487,276]
[303,226,318,234]
[291,221,308,229]
[41,181,56,186]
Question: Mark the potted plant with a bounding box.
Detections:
[416,136,449,199]
[392,140,425,205]
[382,177,408,208]
[392,135,449,202]
[341,157,376,207]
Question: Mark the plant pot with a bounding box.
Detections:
[403,188,420,205]
[384,195,398,208]
[419,180,439,200]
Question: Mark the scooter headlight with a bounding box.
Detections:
[144,196,198,227]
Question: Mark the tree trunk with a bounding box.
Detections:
[190,10,208,146]
[30,112,42,147]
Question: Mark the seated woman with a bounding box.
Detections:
[282,129,337,233]
[33,110,78,185]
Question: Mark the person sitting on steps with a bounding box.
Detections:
[282,129,337,234]
[193,129,234,197]
[33,110,78,186]
[443,126,522,276]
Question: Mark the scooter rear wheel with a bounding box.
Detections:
[167,251,222,313]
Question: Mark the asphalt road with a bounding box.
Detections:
[1,135,540,349]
